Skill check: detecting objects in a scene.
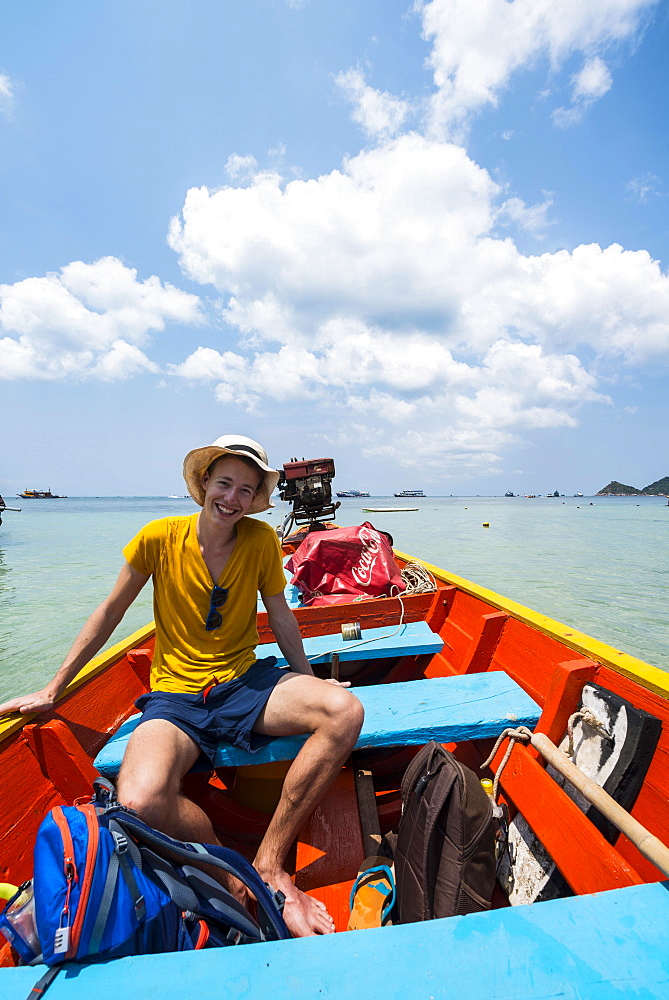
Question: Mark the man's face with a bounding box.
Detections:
[201,455,262,529]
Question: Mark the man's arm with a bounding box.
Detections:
[0,562,150,717]
[262,590,314,675]
[261,591,350,686]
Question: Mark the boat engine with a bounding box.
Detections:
[277,457,338,537]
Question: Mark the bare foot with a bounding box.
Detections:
[257,868,335,937]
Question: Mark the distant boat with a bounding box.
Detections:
[17,489,67,499]
[394,490,425,498]
[362,507,419,512]
[336,490,371,498]
[505,492,515,497]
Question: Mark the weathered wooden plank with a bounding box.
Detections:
[3,882,668,999]
[294,769,363,895]
[95,673,540,775]
[354,769,382,858]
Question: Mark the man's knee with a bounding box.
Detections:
[115,718,197,829]
[322,687,364,743]
[117,771,177,830]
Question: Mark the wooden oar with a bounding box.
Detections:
[529,731,669,879]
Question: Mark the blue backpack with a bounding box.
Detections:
[19,778,290,974]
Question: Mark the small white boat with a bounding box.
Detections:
[363,507,419,512]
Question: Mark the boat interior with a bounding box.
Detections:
[1,546,668,965]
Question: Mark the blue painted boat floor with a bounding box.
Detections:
[4,881,668,999]
[95,671,540,775]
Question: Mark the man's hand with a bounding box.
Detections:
[0,687,56,718]
[324,678,351,687]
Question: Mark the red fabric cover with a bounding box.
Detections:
[285,522,406,607]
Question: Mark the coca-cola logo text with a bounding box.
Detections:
[351,526,382,587]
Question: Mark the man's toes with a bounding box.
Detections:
[313,911,335,934]
[307,899,334,933]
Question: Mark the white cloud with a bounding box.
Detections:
[225,153,259,182]
[0,73,14,117]
[170,137,669,365]
[496,194,555,235]
[167,127,669,472]
[417,0,656,136]
[0,257,201,380]
[335,68,410,140]
[89,341,159,381]
[626,172,663,203]
[552,56,613,125]
[572,56,614,100]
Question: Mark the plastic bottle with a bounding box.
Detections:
[481,779,507,856]
[0,882,41,963]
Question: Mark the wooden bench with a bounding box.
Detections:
[94,671,540,776]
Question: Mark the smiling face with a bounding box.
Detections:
[200,455,263,531]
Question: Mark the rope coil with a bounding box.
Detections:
[400,561,438,595]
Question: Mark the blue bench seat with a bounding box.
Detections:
[3,881,667,999]
[94,671,540,776]
[261,620,444,666]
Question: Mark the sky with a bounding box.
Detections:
[1,0,668,497]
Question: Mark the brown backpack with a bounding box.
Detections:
[393,742,496,922]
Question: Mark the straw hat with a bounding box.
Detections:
[183,434,279,513]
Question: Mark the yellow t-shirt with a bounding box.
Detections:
[123,513,287,693]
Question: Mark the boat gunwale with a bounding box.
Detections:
[393,549,669,699]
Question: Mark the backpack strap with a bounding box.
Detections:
[26,966,61,1000]
[86,819,148,956]
[108,824,147,922]
[87,847,121,955]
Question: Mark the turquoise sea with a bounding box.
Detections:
[0,495,667,702]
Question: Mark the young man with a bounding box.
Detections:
[0,435,364,938]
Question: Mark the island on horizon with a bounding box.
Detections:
[596,476,669,496]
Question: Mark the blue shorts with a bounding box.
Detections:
[134,657,288,765]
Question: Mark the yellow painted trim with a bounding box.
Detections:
[0,622,156,745]
[396,550,669,700]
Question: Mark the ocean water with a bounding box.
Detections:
[0,494,667,702]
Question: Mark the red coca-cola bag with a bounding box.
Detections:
[285,522,406,607]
